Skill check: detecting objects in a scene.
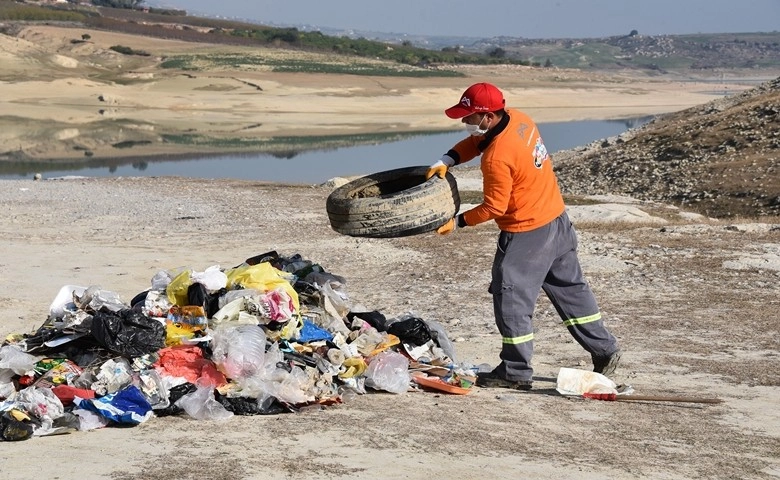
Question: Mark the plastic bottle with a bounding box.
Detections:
[211,324,267,380]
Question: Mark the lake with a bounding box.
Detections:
[1,118,651,184]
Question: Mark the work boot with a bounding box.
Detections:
[592,350,622,377]
[476,371,532,390]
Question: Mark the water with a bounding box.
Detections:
[1,118,651,184]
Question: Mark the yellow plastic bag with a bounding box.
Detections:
[166,269,192,306]
[339,357,367,379]
[225,263,300,315]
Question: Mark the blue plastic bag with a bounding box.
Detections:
[296,319,333,343]
[76,385,153,424]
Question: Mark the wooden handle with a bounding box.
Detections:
[583,392,723,404]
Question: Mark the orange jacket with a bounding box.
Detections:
[446,108,565,232]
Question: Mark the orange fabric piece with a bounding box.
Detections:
[154,345,227,387]
[450,108,565,232]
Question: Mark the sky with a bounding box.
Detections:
[162,0,780,39]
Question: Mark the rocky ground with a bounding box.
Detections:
[555,76,780,219]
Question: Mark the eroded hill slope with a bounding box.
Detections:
[555,77,780,218]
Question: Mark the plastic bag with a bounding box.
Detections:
[153,382,197,417]
[154,345,227,387]
[215,393,291,416]
[191,265,228,291]
[92,358,133,395]
[556,367,617,396]
[364,351,410,394]
[387,317,431,346]
[73,408,110,431]
[225,263,299,314]
[296,320,333,343]
[1,409,34,440]
[0,345,39,375]
[91,308,166,358]
[14,386,66,435]
[74,285,126,313]
[424,319,457,363]
[150,269,173,292]
[175,380,234,421]
[166,269,193,306]
[76,385,153,424]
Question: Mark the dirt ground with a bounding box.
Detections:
[0,171,778,480]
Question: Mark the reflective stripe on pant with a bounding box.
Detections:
[490,212,618,381]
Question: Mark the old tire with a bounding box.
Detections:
[326,166,460,238]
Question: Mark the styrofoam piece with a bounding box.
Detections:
[49,285,87,320]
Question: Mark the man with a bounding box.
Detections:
[427,82,621,390]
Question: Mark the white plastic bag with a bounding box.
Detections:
[556,367,617,396]
[174,380,233,421]
[191,265,228,292]
[14,386,66,435]
[0,345,40,375]
[364,351,410,394]
[73,407,110,431]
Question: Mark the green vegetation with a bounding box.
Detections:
[112,140,152,149]
[529,42,625,69]
[160,53,464,77]
[4,1,777,73]
[160,130,446,150]
[91,0,143,8]
[270,62,463,77]
[215,28,531,68]
[0,1,87,21]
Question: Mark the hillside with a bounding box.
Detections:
[4,1,780,74]
[554,77,780,218]
[454,32,780,73]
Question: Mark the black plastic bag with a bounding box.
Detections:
[129,290,149,311]
[153,382,197,417]
[347,310,388,332]
[90,308,165,358]
[243,250,279,266]
[0,411,34,441]
[387,317,432,346]
[215,393,292,416]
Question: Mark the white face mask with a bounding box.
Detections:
[465,115,489,136]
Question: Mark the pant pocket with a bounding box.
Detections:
[497,231,512,254]
[489,282,513,295]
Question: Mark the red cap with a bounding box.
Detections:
[445,83,506,119]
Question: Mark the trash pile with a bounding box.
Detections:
[0,251,476,441]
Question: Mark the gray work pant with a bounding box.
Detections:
[489,212,619,381]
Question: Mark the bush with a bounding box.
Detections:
[109,45,150,56]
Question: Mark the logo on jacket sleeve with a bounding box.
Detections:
[533,138,549,169]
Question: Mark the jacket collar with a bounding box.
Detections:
[478,110,510,152]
